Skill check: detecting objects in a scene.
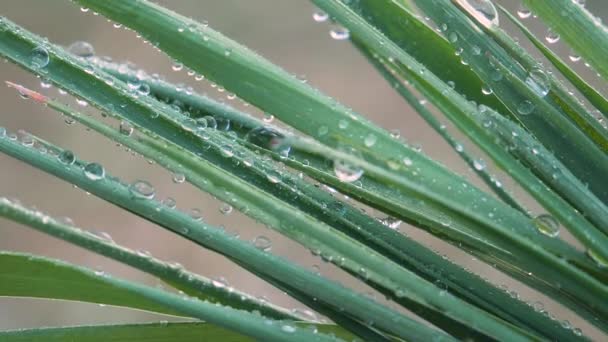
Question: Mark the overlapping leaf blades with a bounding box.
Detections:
[0,0,607,340]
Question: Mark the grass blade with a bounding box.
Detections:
[0,322,359,342]
[497,5,608,124]
[0,250,181,317]
[0,252,336,342]
[0,195,297,321]
[414,0,608,205]
[306,0,608,330]
[0,131,449,341]
[521,0,608,81]
[0,322,251,342]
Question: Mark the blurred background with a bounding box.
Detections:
[1,0,607,339]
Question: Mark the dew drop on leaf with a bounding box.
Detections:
[533,214,560,237]
[329,26,350,40]
[58,150,76,165]
[172,172,186,184]
[545,29,560,44]
[129,180,156,200]
[312,10,328,22]
[30,46,50,69]
[334,157,363,183]
[219,203,233,215]
[161,197,177,209]
[119,120,134,136]
[253,235,272,252]
[456,0,499,27]
[517,100,535,115]
[67,41,95,58]
[517,6,532,19]
[525,68,551,97]
[84,162,105,181]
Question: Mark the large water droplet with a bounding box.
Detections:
[333,147,363,183]
[58,150,76,165]
[161,197,177,209]
[312,10,329,22]
[84,163,105,181]
[586,248,608,268]
[67,41,95,58]
[517,6,532,19]
[525,68,551,97]
[245,127,290,157]
[329,26,350,40]
[456,0,499,27]
[253,236,272,251]
[130,180,155,200]
[281,324,296,333]
[533,214,560,237]
[517,100,535,115]
[31,46,50,69]
[545,29,560,44]
[119,120,134,136]
[172,172,186,184]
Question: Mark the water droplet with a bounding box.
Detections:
[517,100,535,115]
[84,163,105,181]
[30,46,50,69]
[263,113,274,123]
[364,134,377,147]
[517,6,532,19]
[189,208,202,221]
[40,79,52,89]
[380,216,402,229]
[161,197,176,209]
[129,180,155,200]
[312,10,328,22]
[525,68,551,97]
[172,172,186,184]
[119,120,134,136]
[58,150,76,165]
[219,203,233,215]
[333,147,363,183]
[456,0,499,27]
[281,324,296,333]
[212,277,228,288]
[545,29,560,44]
[533,214,560,237]
[329,26,350,40]
[267,172,281,184]
[481,84,493,95]
[473,159,486,171]
[67,41,95,58]
[172,62,183,71]
[569,54,581,63]
[253,236,272,251]
[245,127,290,157]
[586,248,608,267]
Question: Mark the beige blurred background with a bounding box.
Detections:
[1,0,606,339]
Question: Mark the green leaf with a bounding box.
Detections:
[0,131,447,341]
[0,322,357,342]
[307,0,608,330]
[0,253,337,342]
[0,196,296,321]
[0,251,181,317]
[0,322,251,342]
[496,5,608,125]
[414,0,608,205]
[521,0,608,81]
[0,13,533,340]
